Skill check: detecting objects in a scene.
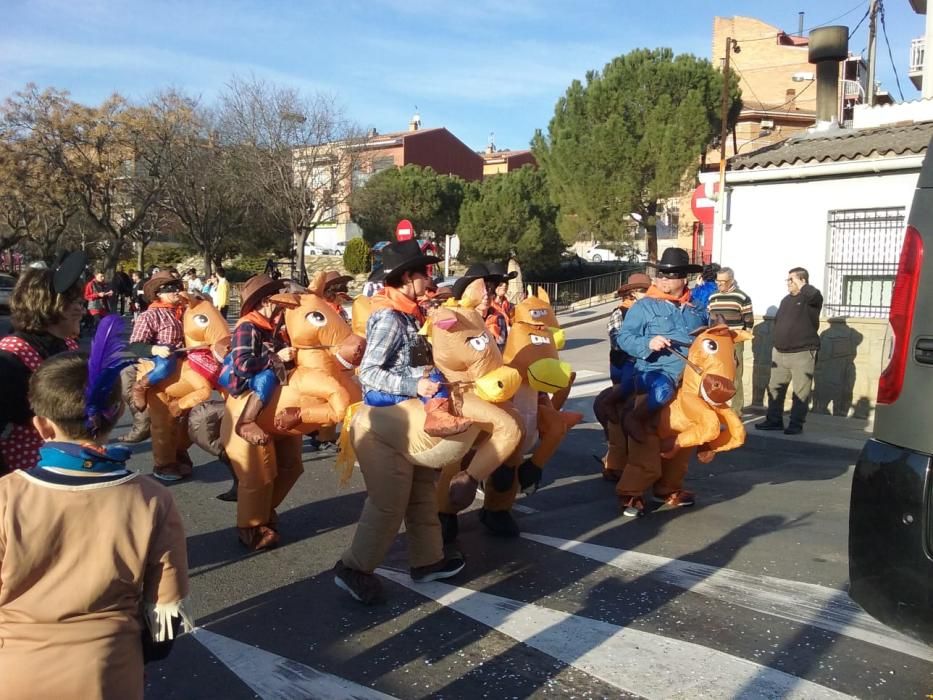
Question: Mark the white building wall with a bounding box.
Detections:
[718,169,919,314]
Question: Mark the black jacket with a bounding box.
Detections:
[772,284,823,352]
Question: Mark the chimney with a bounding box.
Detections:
[797,11,804,37]
[408,111,421,132]
[808,26,849,130]
[367,127,378,138]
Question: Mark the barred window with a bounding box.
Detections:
[824,207,905,318]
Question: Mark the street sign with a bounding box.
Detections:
[690,182,718,228]
[395,219,414,242]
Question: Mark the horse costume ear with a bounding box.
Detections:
[432,309,460,332]
[308,271,327,296]
[731,328,753,344]
[537,287,551,304]
[268,292,302,308]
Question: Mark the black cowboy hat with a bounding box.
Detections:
[451,262,515,300]
[655,248,702,277]
[52,250,88,294]
[381,239,440,284]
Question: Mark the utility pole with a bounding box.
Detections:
[715,36,733,264]
[866,0,879,105]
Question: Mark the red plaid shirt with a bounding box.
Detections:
[129,306,185,349]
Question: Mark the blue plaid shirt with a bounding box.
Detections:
[359,308,427,397]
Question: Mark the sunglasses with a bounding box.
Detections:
[655,271,686,279]
[158,282,184,293]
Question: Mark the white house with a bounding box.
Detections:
[717,119,933,317]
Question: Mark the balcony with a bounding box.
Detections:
[910,37,925,90]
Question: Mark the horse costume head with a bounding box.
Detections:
[502,321,573,394]
[275,272,365,369]
[428,307,520,403]
[514,287,564,349]
[681,324,753,407]
[180,292,231,355]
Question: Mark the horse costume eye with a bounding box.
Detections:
[193,314,209,327]
[702,339,719,354]
[530,334,551,346]
[468,334,489,352]
[305,311,327,327]
[530,308,547,319]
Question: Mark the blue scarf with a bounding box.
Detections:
[27,442,134,487]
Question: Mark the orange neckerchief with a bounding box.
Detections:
[148,300,185,321]
[236,310,275,332]
[369,286,425,325]
[646,284,692,305]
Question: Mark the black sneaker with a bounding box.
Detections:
[411,557,465,583]
[333,561,385,604]
[479,508,520,537]
[754,419,784,431]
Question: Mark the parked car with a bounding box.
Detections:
[848,141,933,644]
[334,241,347,255]
[584,244,647,263]
[305,244,333,256]
[0,273,15,313]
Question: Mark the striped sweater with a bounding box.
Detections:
[707,286,754,330]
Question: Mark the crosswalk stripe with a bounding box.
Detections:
[522,533,933,663]
[377,568,854,700]
[192,628,398,700]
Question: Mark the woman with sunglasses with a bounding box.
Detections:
[0,252,87,474]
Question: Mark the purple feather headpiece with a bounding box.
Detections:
[85,315,136,436]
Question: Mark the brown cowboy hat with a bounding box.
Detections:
[239,274,287,315]
[618,272,651,297]
[322,270,354,290]
[143,271,184,303]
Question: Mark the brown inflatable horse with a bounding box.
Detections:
[134,293,231,482]
[221,272,365,550]
[614,324,752,516]
[341,306,523,508]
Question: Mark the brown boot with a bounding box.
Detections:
[423,397,473,438]
[235,393,270,445]
[131,374,151,412]
[237,525,280,551]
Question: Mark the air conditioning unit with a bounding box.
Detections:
[761,118,774,129]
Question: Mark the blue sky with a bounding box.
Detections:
[1,1,923,151]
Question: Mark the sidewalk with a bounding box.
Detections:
[558,298,618,329]
[740,408,871,452]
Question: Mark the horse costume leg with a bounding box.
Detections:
[617,431,663,500]
[406,463,445,569]
[270,436,304,511]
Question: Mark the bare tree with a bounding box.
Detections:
[3,85,193,273]
[0,90,80,261]
[160,102,249,274]
[217,76,367,283]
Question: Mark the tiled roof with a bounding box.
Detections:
[731,120,933,170]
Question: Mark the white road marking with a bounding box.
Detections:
[377,569,853,700]
[573,369,603,380]
[192,628,397,700]
[522,534,933,663]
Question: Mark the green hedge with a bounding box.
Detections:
[343,238,371,275]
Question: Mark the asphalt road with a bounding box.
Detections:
[138,313,932,699]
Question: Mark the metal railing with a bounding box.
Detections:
[910,37,925,75]
[824,261,898,319]
[527,264,644,313]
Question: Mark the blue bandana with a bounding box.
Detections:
[27,442,134,486]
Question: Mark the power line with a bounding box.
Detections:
[728,2,866,44]
[879,0,906,101]
[848,6,871,39]
[727,54,766,109]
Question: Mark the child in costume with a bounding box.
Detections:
[121,272,188,445]
[219,274,295,445]
[607,272,652,393]
[617,249,708,442]
[0,318,191,700]
[322,270,353,323]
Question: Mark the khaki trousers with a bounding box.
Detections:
[766,348,817,427]
[342,430,443,573]
[732,342,745,413]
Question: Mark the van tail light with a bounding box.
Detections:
[878,225,923,404]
